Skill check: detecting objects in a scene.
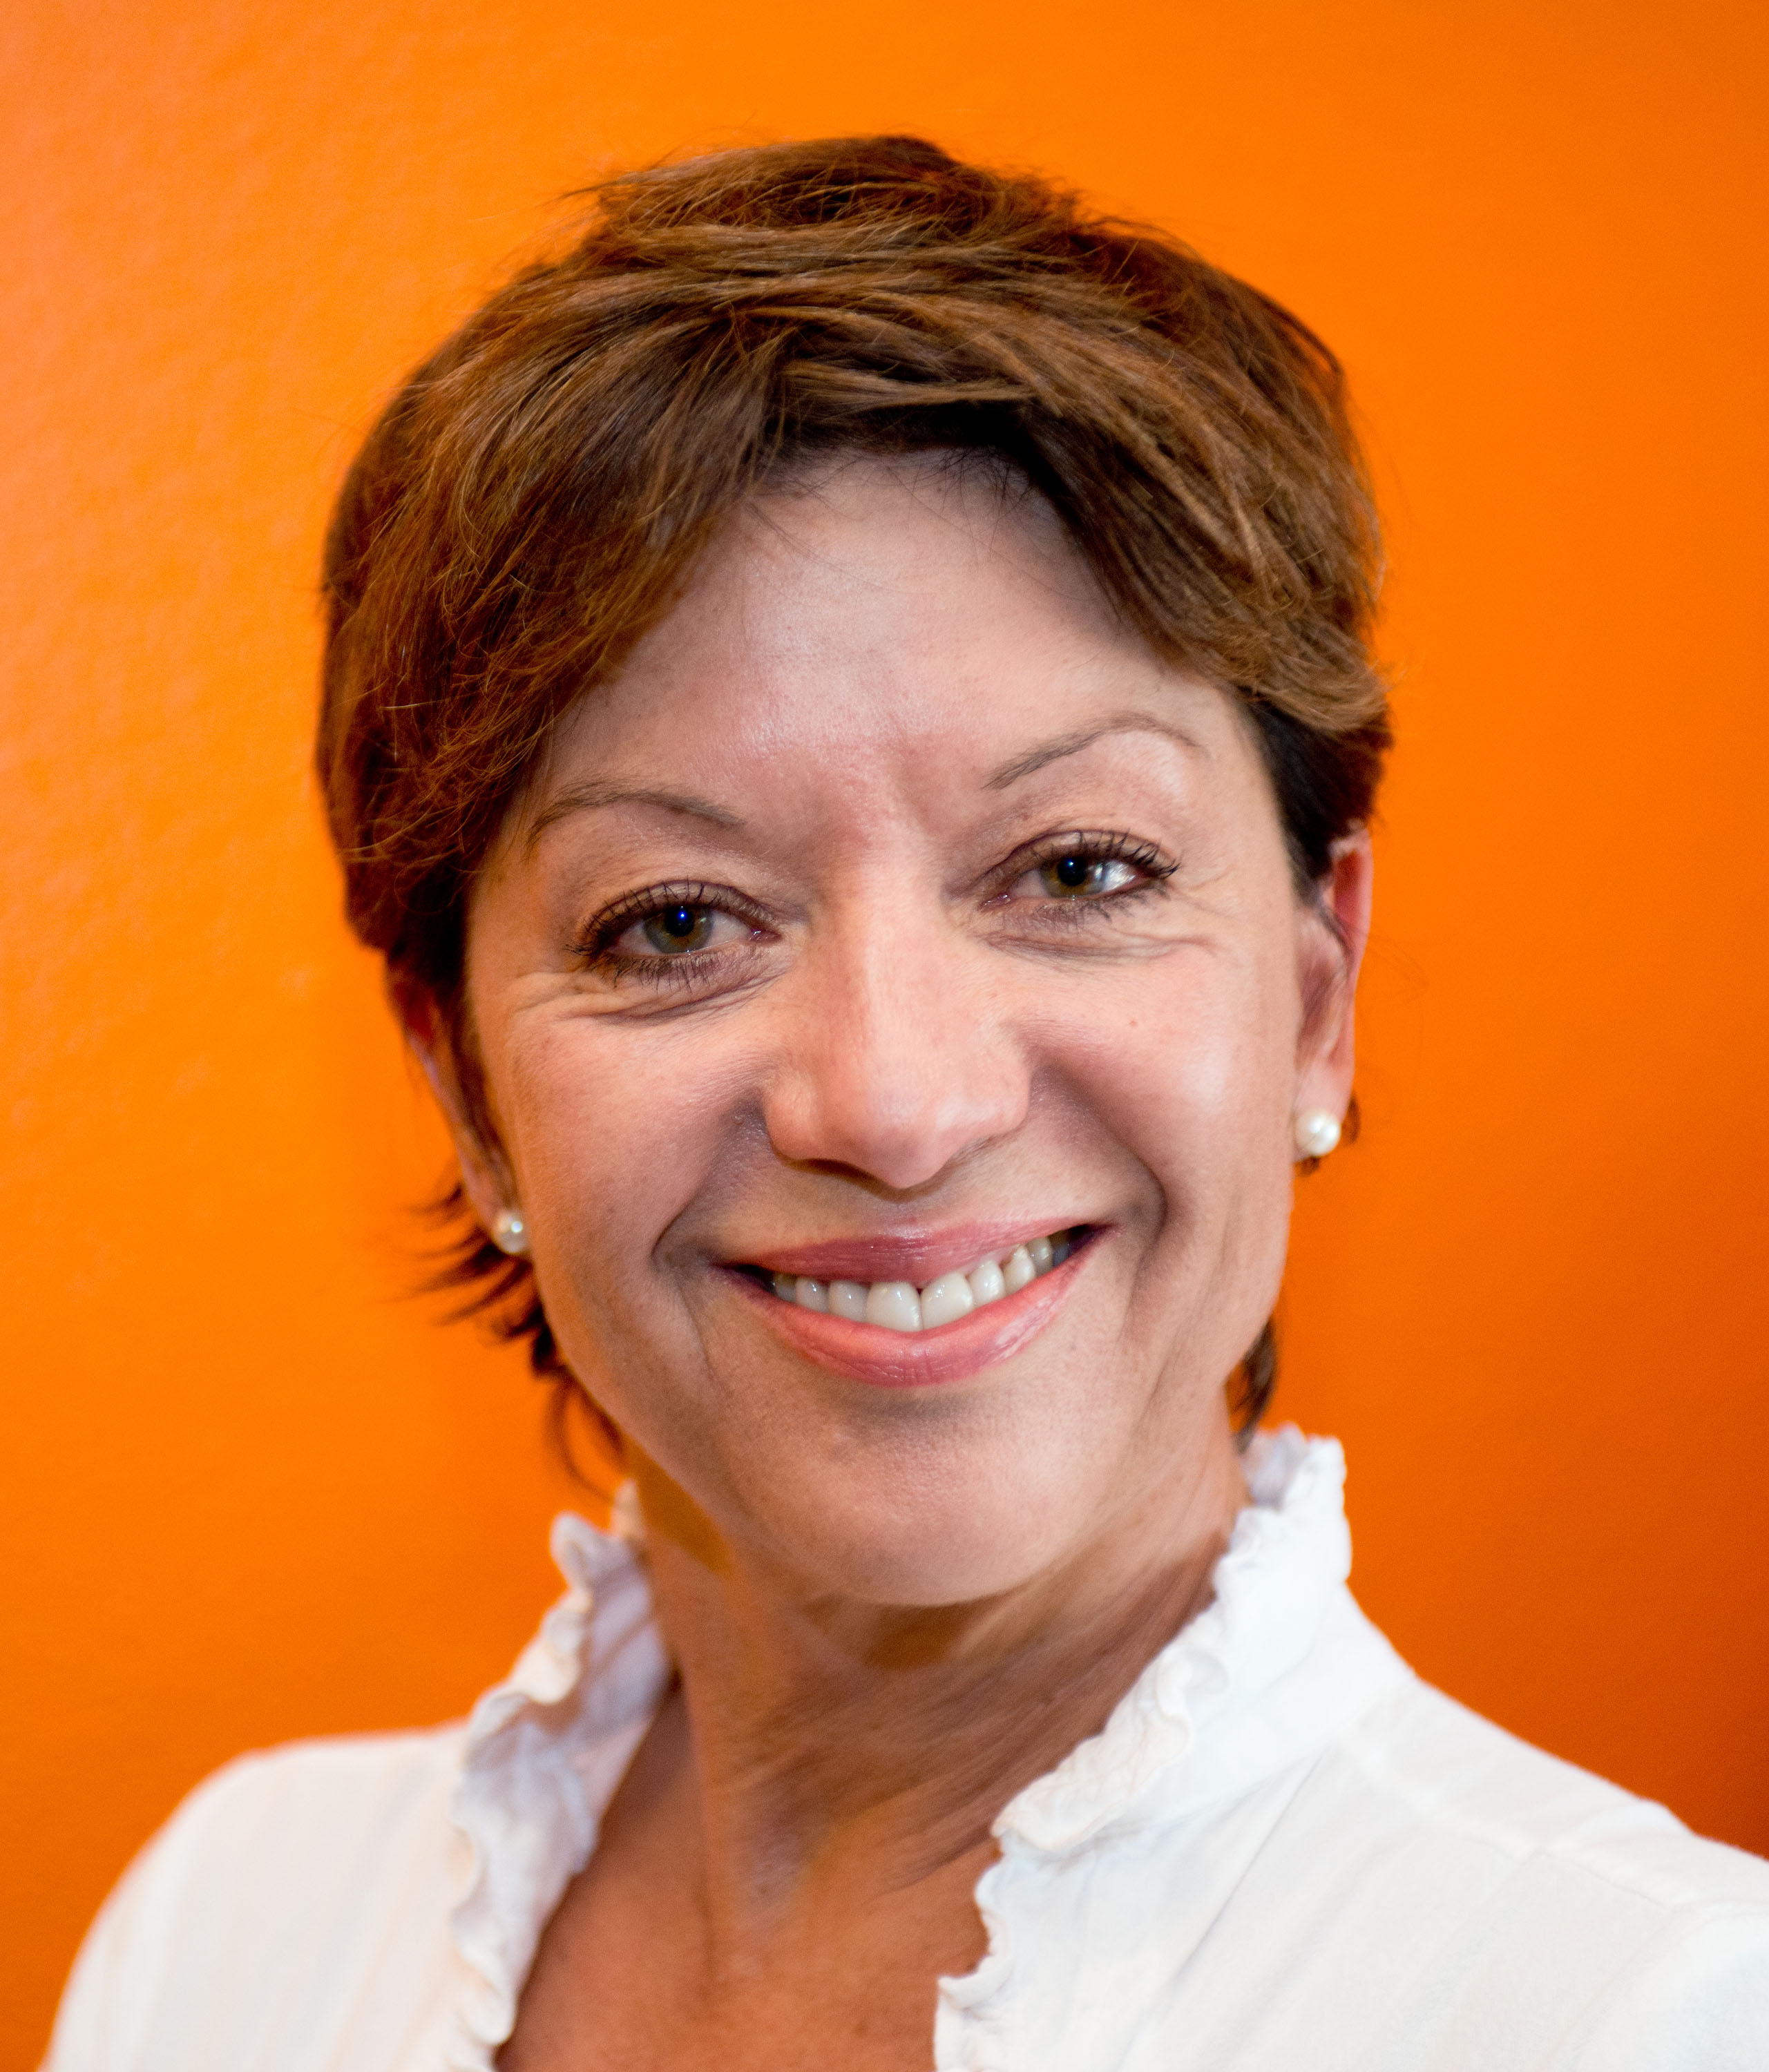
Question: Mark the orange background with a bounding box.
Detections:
[4,0,1766,2059]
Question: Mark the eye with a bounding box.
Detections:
[578,881,771,980]
[1026,852,1145,900]
[999,832,1171,908]
[637,901,720,954]
[609,900,754,959]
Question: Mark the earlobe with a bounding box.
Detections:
[1292,1109,1343,1159]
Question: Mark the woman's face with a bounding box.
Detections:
[448,456,1367,1606]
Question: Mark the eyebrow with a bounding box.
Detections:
[524,778,744,853]
[984,715,1204,791]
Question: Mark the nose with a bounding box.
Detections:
[761,908,1030,1191]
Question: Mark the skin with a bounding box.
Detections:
[412,454,1372,2071]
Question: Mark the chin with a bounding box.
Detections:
[736,1443,1107,1609]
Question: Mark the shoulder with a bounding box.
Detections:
[95,1725,466,1931]
[1344,1676,1769,1903]
[45,1727,464,2072]
[1321,1678,1769,2066]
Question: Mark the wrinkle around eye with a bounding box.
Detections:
[980,894,1180,964]
[566,946,782,1019]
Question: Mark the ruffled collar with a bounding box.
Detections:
[443,1428,1401,2069]
[445,1501,667,2066]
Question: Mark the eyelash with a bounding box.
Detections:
[573,880,771,985]
[574,832,1176,984]
[993,829,1176,914]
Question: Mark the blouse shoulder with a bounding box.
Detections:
[43,1729,464,2072]
[1318,1679,1769,2069]
[1347,1676,1769,1906]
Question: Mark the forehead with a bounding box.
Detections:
[520,453,1260,845]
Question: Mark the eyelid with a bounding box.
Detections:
[576,833,1170,968]
[575,880,772,962]
[985,828,1177,899]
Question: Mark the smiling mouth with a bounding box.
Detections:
[744,1227,1086,1334]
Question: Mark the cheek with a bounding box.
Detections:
[494,1017,731,1324]
[1045,938,1299,1201]
[1038,931,1301,1382]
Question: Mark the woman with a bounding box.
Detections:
[47,136,1769,2071]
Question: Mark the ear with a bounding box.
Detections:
[394,980,515,1237]
[1293,829,1374,1125]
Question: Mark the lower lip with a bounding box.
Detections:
[726,1243,1092,1389]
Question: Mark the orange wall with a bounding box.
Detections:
[4,0,1766,2058]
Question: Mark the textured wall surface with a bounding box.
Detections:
[4,0,1766,2058]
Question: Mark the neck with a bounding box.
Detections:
[628,1413,1246,1953]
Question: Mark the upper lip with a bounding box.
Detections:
[731,1219,1084,1286]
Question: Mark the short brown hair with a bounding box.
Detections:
[316,134,1390,1441]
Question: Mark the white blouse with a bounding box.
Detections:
[44,1431,1769,2071]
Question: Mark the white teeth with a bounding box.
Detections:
[765,1232,1075,1328]
[966,1257,1006,1307]
[866,1281,923,1333]
[828,1280,868,1321]
[919,1272,975,1329]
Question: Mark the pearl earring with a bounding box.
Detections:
[1292,1109,1342,1160]
[490,1207,530,1256]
